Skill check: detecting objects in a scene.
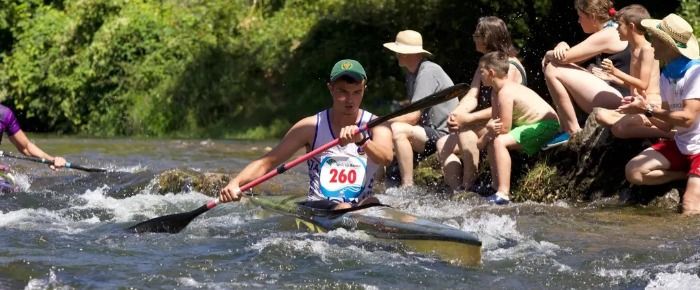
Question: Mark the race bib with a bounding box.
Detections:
[319,155,367,201]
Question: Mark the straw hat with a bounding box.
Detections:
[641,13,699,60]
[383,30,432,55]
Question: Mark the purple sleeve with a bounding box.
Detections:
[2,108,21,136]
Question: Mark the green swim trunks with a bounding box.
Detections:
[508,119,560,156]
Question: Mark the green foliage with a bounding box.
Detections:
[0,0,684,138]
[679,0,699,34]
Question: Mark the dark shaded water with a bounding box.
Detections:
[0,137,698,289]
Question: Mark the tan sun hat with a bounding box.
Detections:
[641,13,699,60]
[383,30,432,55]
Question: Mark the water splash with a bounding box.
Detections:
[646,272,700,289]
[11,172,31,191]
[24,268,68,290]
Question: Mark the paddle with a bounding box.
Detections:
[0,150,107,173]
[128,83,469,234]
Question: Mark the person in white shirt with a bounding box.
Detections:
[621,14,700,214]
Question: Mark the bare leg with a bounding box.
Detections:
[611,114,675,139]
[554,66,623,112]
[487,134,522,196]
[486,140,497,190]
[682,176,700,215]
[390,122,428,187]
[544,63,622,134]
[545,63,582,133]
[457,129,481,190]
[594,108,623,128]
[625,148,687,185]
[437,134,462,190]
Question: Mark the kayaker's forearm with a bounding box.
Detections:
[8,131,53,161]
[231,159,273,186]
[24,142,54,161]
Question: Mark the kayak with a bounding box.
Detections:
[248,195,482,267]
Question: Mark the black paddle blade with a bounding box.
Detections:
[127,204,210,234]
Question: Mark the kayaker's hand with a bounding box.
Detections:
[50,156,66,170]
[220,181,243,203]
[339,125,363,146]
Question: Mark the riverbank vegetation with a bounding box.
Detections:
[0,0,693,138]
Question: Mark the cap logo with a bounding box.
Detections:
[341,62,352,70]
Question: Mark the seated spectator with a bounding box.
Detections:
[382,30,459,188]
[479,52,560,204]
[542,0,630,149]
[594,4,674,140]
[622,14,700,214]
[436,16,527,192]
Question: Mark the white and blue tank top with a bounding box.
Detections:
[306,109,379,202]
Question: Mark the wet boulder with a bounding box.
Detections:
[525,111,684,207]
[156,169,230,197]
[155,168,307,197]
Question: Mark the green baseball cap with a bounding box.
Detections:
[329,59,367,82]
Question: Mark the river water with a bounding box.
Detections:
[0,137,698,289]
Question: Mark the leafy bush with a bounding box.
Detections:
[0,0,685,138]
[679,0,699,33]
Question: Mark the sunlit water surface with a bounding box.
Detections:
[0,137,698,289]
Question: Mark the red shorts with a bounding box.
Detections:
[651,139,700,176]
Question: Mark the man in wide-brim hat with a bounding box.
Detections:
[641,13,699,60]
[621,13,700,214]
[382,30,459,188]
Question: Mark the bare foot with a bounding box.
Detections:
[682,205,700,215]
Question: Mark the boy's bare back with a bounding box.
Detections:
[497,81,558,126]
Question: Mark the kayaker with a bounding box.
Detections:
[219,59,393,209]
[0,104,66,170]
